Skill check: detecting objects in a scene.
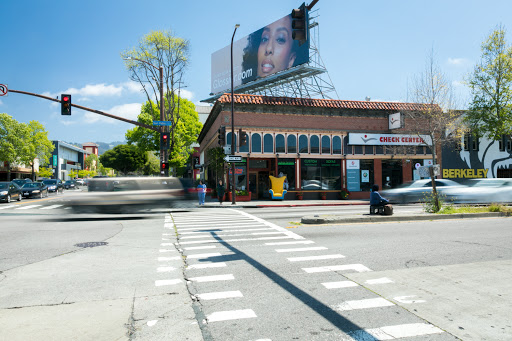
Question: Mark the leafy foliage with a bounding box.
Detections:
[99,144,148,175]
[466,26,512,141]
[85,154,99,171]
[38,167,53,178]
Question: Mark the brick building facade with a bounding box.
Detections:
[198,94,438,200]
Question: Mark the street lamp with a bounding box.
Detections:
[230,24,240,205]
[124,56,167,176]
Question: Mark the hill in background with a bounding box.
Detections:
[64,141,125,155]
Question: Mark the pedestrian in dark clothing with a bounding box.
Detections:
[370,184,389,206]
[216,180,225,205]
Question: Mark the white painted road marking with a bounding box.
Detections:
[159,249,175,253]
[366,277,394,284]
[334,297,394,311]
[265,240,314,245]
[40,204,63,210]
[206,309,257,322]
[184,245,217,250]
[188,274,235,283]
[196,290,243,300]
[157,256,180,261]
[187,263,227,269]
[303,264,372,273]
[155,279,182,286]
[0,205,16,210]
[393,295,426,304]
[348,323,444,340]
[186,252,222,259]
[275,246,327,253]
[16,205,42,210]
[288,254,345,262]
[321,281,359,289]
[157,267,176,272]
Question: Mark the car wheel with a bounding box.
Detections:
[18,193,22,201]
[6,195,11,203]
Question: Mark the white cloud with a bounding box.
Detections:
[447,58,469,66]
[84,103,142,124]
[121,81,143,93]
[61,120,76,126]
[65,83,124,97]
[0,99,3,105]
[179,89,194,100]
[452,80,465,87]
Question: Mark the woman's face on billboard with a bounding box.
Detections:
[257,16,296,77]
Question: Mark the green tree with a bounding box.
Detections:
[85,154,99,171]
[206,147,226,191]
[38,167,53,178]
[100,144,147,175]
[0,113,29,181]
[466,26,512,141]
[125,95,201,172]
[20,121,55,180]
[143,151,160,175]
[121,30,190,168]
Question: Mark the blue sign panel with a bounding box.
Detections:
[153,121,173,126]
[347,169,360,192]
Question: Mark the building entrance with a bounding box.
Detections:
[382,160,403,189]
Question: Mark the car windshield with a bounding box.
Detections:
[65,180,73,184]
[0,183,8,189]
[22,183,41,188]
[43,180,57,184]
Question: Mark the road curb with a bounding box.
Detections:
[301,212,511,224]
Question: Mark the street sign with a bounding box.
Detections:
[224,155,242,163]
[153,121,173,126]
[0,84,7,96]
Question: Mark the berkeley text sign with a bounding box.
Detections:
[349,133,432,146]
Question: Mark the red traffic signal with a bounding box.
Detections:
[160,132,170,150]
[160,162,169,170]
[61,94,71,115]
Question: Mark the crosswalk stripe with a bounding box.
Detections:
[321,281,359,289]
[206,309,257,322]
[184,245,217,250]
[265,240,315,246]
[348,323,444,340]
[302,264,372,273]
[334,297,394,311]
[366,277,394,285]
[275,246,327,253]
[178,224,267,232]
[179,236,294,245]
[187,263,227,269]
[157,266,176,272]
[180,228,272,235]
[188,274,234,282]
[16,205,42,210]
[157,256,180,261]
[196,291,243,300]
[287,254,345,262]
[186,252,222,259]
[40,204,63,210]
[155,279,182,286]
[0,205,16,210]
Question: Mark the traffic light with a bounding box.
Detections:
[160,132,170,150]
[160,162,169,171]
[61,94,71,115]
[218,126,226,145]
[291,3,308,46]
[239,129,247,147]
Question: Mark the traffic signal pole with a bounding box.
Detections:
[159,66,168,177]
[230,24,239,205]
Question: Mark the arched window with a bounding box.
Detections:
[264,134,273,153]
[310,135,319,154]
[251,133,261,153]
[227,132,237,152]
[322,136,331,154]
[333,136,342,154]
[239,133,249,153]
[299,135,308,154]
[287,135,297,154]
[275,134,285,153]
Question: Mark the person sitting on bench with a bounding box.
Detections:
[370,184,389,214]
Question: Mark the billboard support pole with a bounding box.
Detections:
[231,24,240,205]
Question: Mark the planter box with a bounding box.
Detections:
[227,192,251,202]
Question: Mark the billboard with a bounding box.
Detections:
[211,13,310,95]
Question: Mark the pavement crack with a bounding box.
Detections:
[6,302,75,309]
[126,289,137,341]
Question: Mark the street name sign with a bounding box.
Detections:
[224,155,242,162]
[153,121,173,126]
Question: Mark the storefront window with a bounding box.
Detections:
[226,132,237,149]
[287,135,297,154]
[299,135,308,153]
[252,133,261,153]
[276,134,285,153]
[322,136,330,154]
[264,134,273,153]
[229,160,247,190]
[278,159,295,190]
[301,159,341,190]
[240,133,249,153]
[359,160,374,192]
[333,136,342,154]
[310,135,319,154]
[354,145,363,154]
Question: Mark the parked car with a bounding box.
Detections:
[0,182,23,203]
[75,178,85,186]
[69,177,194,213]
[12,178,32,187]
[64,180,78,190]
[42,179,64,193]
[21,182,49,198]
[380,179,467,204]
[443,178,512,204]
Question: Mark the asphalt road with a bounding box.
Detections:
[1,198,511,340]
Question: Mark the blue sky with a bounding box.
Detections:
[1,0,511,143]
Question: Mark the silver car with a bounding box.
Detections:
[381,179,466,204]
[443,178,512,204]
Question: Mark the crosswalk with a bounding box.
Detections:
[0,204,64,210]
[152,209,450,341]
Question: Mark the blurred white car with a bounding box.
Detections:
[443,178,512,204]
[381,179,466,204]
